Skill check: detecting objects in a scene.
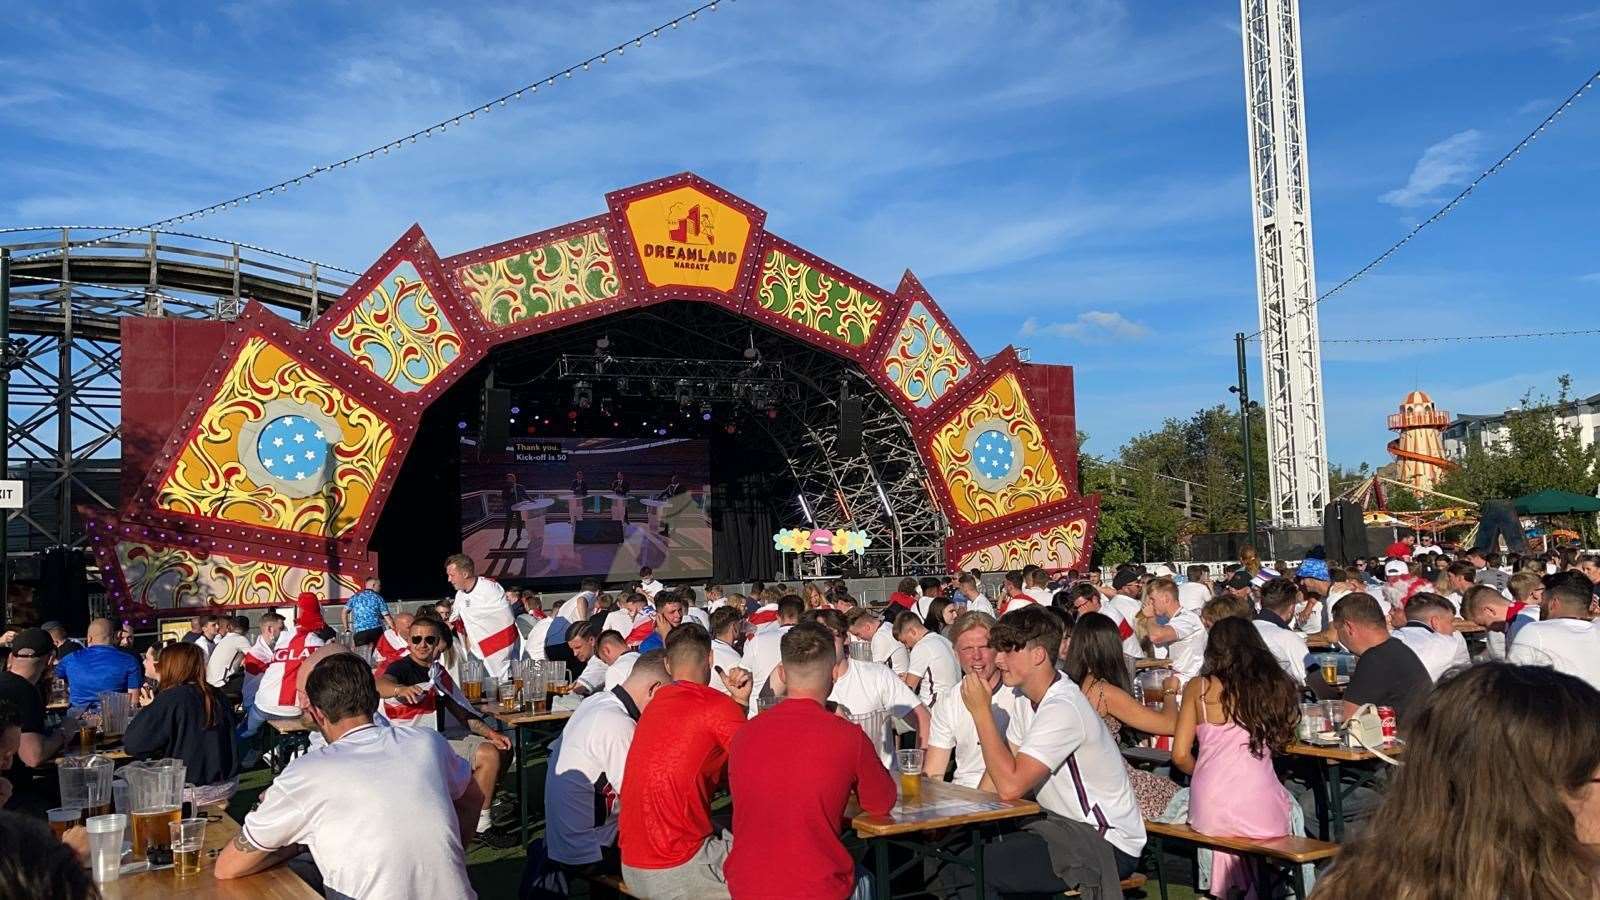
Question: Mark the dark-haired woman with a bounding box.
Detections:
[1065,612,1180,819]
[923,596,958,635]
[123,641,239,805]
[1173,616,1300,898]
[1312,662,1600,900]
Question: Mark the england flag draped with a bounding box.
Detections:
[452,575,521,678]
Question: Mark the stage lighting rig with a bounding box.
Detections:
[573,380,593,409]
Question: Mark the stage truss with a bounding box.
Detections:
[63,173,1098,618]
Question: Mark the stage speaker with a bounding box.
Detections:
[38,547,89,634]
[574,520,624,544]
[836,396,864,457]
[480,386,510,452]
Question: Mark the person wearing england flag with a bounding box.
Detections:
[376,614,513,843]
[239,593,333,741]
[444,554,522,680]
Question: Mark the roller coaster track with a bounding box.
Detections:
[0,226,356,550]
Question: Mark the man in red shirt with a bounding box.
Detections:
[619,623,751,898]
[726,622,896,899]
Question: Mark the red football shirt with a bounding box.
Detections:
[618,680,746,869]
[725,697,897,899]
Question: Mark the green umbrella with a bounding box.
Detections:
[1513,489,1600,516]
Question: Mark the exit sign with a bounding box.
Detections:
[0,481,23,509]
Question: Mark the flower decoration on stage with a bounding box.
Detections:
[774,528,811,553]
[832,530,872,555]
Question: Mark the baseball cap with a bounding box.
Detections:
[8,628,53,658]
[1111,570,1142,590]
[1225,570,1253,590]
[1384,559,1409,578]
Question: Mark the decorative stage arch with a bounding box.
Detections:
[92,173,1099,617]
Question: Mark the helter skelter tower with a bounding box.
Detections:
[1240,0,1330,528]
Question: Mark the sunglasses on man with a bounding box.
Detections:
[410,635,441,646]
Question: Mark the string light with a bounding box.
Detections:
[1245,65,1600,340]
[14,0,735,263]
[1246,328,1600,346]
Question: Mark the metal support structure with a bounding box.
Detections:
[0,248,9,608]
[1240,0,1329,527]
[1233,332,1260,544]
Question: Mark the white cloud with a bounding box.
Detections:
[1020,311,1149,341]
[1580,272,1600,283]
[1380,129,1484,208]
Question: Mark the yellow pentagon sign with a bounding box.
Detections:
[624,186,752,293]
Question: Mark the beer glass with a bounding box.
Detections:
[896,748,925,801]
[98,691,132,738]
[170,817,207,876]
[47,807,81,838]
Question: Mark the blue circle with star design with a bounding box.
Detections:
[255,415,331,483]
[973,428,1016,481]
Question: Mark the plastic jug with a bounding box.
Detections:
[122,758,187,862]
[58,754,114,818]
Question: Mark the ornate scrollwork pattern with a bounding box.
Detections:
[954,519,1089,572]
[756,250,884,348]
[328,262,463,393]
[883,301,972,408]
[154,337,395,537]
[454,229,620,328]
[116,540,361,610]
[930,372,1067,525]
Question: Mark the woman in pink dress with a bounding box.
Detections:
[1172,616,1301,899]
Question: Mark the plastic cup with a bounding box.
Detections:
[1320,653,1339,685]
[847,641,873,663]
[170,817,207,876]
[86,813,127,883]
[47,806,81,838]
[896,748,925,801]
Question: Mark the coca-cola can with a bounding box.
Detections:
[1378,706,1396,742]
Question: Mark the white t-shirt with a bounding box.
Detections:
[639,579,665,599]
[602,609,648,638]
[829,658,924,768]
[928,679,1015,788]
[1006,677,1146,857]
[913,593,938,621]
[1508,618,1600,690]
[1157,610,1207,685]
[1391,624,1470,683]
[576,655,609,693]
[548,592,592,647]
[519,616,552,660]
[1177,583,1210,614]
[711,639,744,696]
[603,652,639,691]
[872,621,910,674]
[744,625,792,714]
[1252,618,1309,686]
[685,607,709,631]
[1022,586,1055,607]
[960,593,997,618]
[545,688,637,865]
[1098,601,1143,660]
[1105,594,1144,657]
[241,724,475,899]
[907,631,962,707]
[206,632,252,687]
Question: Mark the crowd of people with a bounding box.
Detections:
[3,537,1600,897]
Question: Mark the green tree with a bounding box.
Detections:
[1437,376,1600,502]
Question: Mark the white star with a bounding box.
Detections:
[282,453,295,464]
[303,450,316,460]
[293,471,307,480]
[979,456,988,465]
[272,437,284,447]
[293,433,305,444]
[314,430,325,439]
[263,459,274,470]
[283,416,296,425]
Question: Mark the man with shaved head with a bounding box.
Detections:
[372,612,415,670]
[55,618,140,709]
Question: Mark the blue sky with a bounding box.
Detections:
[4,0,1598,468]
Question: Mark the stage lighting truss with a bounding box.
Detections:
[557,354,800,408]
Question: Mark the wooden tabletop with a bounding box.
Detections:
[97,810,319,899]
[851,778,1040,838]
[267,718,311,734]
[478,706,574,727]
[1286,740,1405,762]
[1134,659,1171,671]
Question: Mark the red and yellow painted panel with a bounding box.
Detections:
[883,300,974,409]
[115,539,361,610]
[153,336,395,538]
[927,371,1068,527]
[756,248,885,349]
[622,186,753,293]
[951,519,1090,572]
[453,227,621,328]
[328,261,463,393]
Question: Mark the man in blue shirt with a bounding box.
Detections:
[637,594,686,654]
[55,618,141,710]
[340,578,394,652]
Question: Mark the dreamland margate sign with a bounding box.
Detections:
[623,186,752,293]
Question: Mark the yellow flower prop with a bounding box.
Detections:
[773,528,811,553]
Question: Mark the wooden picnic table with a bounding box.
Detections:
[97,808,318,899]
[263,718,312,775]
[476,704,574,843]
[851,777,1040,899]
[1287,739,1404,841]
[1134,658,1171,671]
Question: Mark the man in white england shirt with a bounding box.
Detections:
[217,653,481,898]
[847,607,909,675]
[912,577,944,620]
[602,592,651,642]
[1065,583,1142,662]
[708,606,746,696]
[547,577,598,678]
[952,606,1144,896]
[955,574,997,618]
[1252,579,1310,685]
[923,611,1010,788]
[445,554,522,679]
[1020,568,1055,608]
[806,609,928,767]
[543,650,671,882]
[637,567,665,600]
[892,610,963,708]
[206,615,253,696]
[1509,572,1600,690]
[1389,593,1470,683]
[1141,577,1207,686]
[1103,570,1145,635]
[745,596,802,713]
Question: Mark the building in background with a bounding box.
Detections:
[1388,391,1454,492]
[1442,392,1600,461]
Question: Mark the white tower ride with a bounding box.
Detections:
[1240,0,1329,528]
